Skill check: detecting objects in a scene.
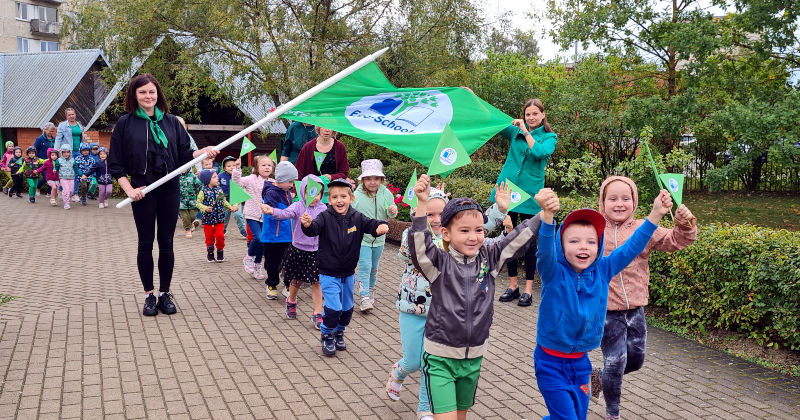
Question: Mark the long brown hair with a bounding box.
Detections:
[124,74,169,114]
[522,99,552,133]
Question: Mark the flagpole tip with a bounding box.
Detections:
[372,47,390,58]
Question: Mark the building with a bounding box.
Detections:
[0,0,64,54]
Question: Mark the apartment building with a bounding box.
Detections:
[0,0,63,53]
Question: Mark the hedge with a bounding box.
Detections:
[650,224,800,350]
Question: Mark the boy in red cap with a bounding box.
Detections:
[532,187,672,420]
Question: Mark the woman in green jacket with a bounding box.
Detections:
[492,98,557,307]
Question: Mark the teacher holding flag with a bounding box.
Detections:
[295,126,349,181]
[492,98,557,307]
[108,73,218,317]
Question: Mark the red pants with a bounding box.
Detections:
[203,223,225,250]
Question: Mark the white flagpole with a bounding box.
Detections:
[116,47,389,209]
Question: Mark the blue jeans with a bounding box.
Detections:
[320,274,355,335]
[357,245,384,297]
[246,219,264,264]
[394,312,430,415]
[600,307,647,417]
[224,206,246,235]
[534,345,592,420]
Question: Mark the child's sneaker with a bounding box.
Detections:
[282,287,290,298]
[2,187,6,194]
[35,190,40,196]
[321,334,336,356]
[99,203,104,209]
[29,197,35,203]
[243,255,255,273]
[590,367,603,401]
[286,301,297,319]
[252,263,265,280]
[333,331,347,351]
[369,287,376,307]
[185,231,192,238]
[103,200,109,208]
[239,230,247,240]
[206,246,215,263]
[72,194,79,202]
[64,203,70,210]
[312,313,322,330]
[81,198,86,206]
[50,198,56,206]
[216,250,224,262]
[360,296,373,312]
[385,364,403,401]
[265,286,278,300]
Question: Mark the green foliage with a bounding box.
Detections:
[546,152,602,195]
[650,223,800,350]
[0,294,15,306]
[451,160,503,184]
[442,177,495,211]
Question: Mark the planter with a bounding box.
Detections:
[387,218,412,244]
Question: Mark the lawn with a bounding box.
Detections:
[683,191,800,231]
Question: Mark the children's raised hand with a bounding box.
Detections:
[235,158,242,168]
[648,190,673,223]
[375,224,389,236]
[494,181,511,213]
[503,215,513,233]
[301,212,312,227]
[434,182,452,197]
[414,174,431,202]
[260,203,273,215]
[534,188,559,223]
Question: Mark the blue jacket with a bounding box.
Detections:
[82,159,113,184]
[535,218,657,353]
[261,183,293,243]
[33,134,55,160]
[89,142,100,163]
[218,171,232,196]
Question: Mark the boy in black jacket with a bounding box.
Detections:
[301,178,389,356]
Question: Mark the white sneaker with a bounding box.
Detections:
[369,287,376,307]
[103,201,109,208]
[71,195,79,202]
[252,263,265,280]
[2,187,7,194]
[99,203,104,209]
[243,255,255,274]
[360,296,373,312]
[282,287,290,298]
[36,190,40,196]
[419,416,433,420]
[265,285,278,300]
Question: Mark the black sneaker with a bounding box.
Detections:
[207,246,215,263]
[518,293,533,307]
[216,250,225,262]
[143,294,158,316]
[333,331,347,351]
[29,197,35,203]
[157,293,177,315]
[498,287,520,302]
[321,334,337,356]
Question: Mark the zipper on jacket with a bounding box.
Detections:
[575,271,585,353]
[614,225,631,310]
[143,120,149,176]
[464,255,472,358]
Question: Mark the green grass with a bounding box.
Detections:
[683,191,800,231]
[0,294,16,306]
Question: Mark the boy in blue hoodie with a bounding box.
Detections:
[261,161,297,300]
[532,187,672,420]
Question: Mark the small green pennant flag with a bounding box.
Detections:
[314,151,327,171]
[320,176,330,204]
[402,169,418,208]
[229,180,252,205]
[642,138,666,191]
[293,181,303,203]
[240,137,256,157]
[427,125,472,177]
[305,178,323,207]
[384,194,392,210]
[504,179,531,213]
[269,149,277,163]
[659,173,684,207]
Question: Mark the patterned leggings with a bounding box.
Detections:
[600,307,647,417]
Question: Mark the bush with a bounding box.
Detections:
[451,160,504,184]
[442,177,495,210]
[650,223,800,350]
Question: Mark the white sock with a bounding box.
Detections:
[159,292,164,297]
[145,292,154,298]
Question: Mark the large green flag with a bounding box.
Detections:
[281,62,512,166]
[427,125,472,177]
[659,174,684,207]
[229,180,252,205]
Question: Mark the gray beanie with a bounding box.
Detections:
[275,161,298,183]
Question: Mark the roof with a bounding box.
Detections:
[0,49,109,128]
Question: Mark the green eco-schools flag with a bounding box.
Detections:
[281,62,513,166]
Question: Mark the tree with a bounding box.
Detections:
[725,0,800,68]
[487,29,540,59]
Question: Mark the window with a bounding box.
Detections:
[40,41,58,52]
[17,37,29,53]
[15,2,35,21]
[39,6,57,22]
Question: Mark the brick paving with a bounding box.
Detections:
[1,196,799,419]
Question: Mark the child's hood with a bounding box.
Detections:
[262,182,290,203]
[598,176,639,228]
[59,144,72,155]
[47,148,58,160]
[89,142,99,155]
[299,174,326,204]
[554,221,606,275]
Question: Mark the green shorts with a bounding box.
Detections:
[421,352,483,414]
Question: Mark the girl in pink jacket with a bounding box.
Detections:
[591,176,697,419]
[232,155,275,280]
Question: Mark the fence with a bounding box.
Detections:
[682,155,800,192]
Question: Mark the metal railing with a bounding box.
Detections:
[30,19,59,35]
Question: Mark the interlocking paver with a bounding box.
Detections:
[1,197,800,418]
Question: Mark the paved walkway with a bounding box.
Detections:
[1,197,799,419]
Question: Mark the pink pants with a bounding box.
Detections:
[60,179,74,206]
[98,184,113,204]
[47,180,60,202]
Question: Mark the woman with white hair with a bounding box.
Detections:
[33,122,57,196]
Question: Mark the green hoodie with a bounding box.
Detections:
[352,183,397,247]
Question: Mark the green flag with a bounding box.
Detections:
[314,151,326,171]
[427,125,472,176]
[293,180,303,203]
[229,180,252,205]
[240,137,256,157]
[305,178,323,207]
[504,179,531,213]
[402,169,418,208]
[269,149,277,163]
[320,176,330,204]
[281,62,512,166]
[384,194,392,210]
[642,138,666,191]
[659,174,684,207]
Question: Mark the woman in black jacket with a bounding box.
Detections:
[108,73,218,316]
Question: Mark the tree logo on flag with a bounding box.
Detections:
[668,178,679,192]
[510,192,521,203]
[309,186,319,197]
[439,148,457,166]
[316,155,324,164]
[345,91,453,135]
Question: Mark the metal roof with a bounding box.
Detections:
[0,49,109,128]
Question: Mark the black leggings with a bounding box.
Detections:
[130,177,180,292]
[506,211,538,280]
[10,174,23,195]
[263,242,291,288]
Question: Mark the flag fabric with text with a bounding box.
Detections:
[280,62,512,166]
[659,174,684,207]
[229,181,252,205]
[240,137,256,157]
[504,179,531,213]
[402,169,418,208]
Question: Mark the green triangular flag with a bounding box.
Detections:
[314,151,327,171]
[269,149,277,163]
[659,174,684,207]
[427,125,472,177]
[384,194,391,210]
[293,181,303,203]
[320,176,330,204]
[642,139,665,191]
[402,169,418,208]
[305,178,323,207]
[240,137,256,157]
[504,179,531,213]
[229,180,252,205]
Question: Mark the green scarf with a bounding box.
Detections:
[135,106,168,148]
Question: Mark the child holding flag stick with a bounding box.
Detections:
[352,159,398,312]
[233,155,275,280]
[261,174,327,328]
